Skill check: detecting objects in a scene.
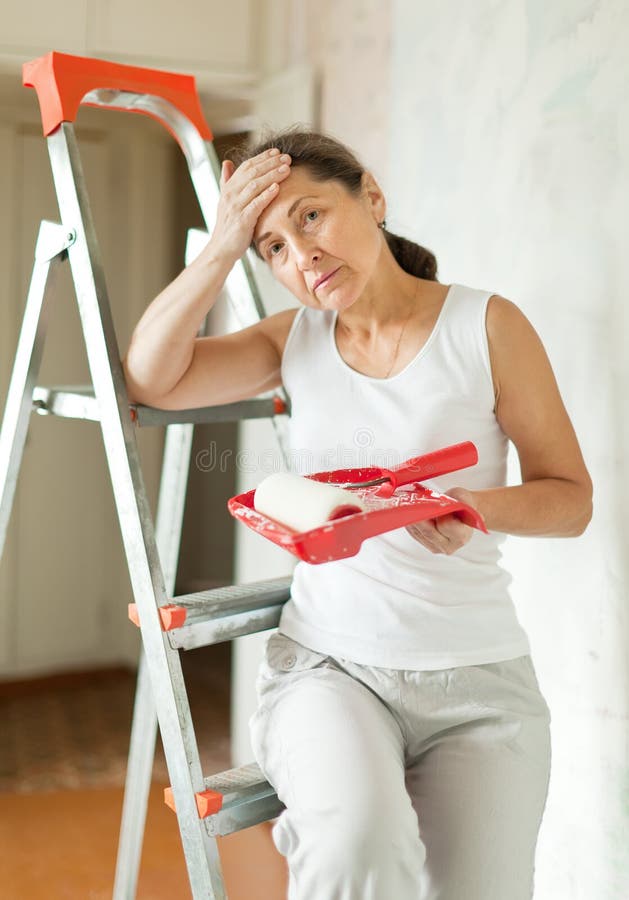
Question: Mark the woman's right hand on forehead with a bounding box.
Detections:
[206,148,292,264]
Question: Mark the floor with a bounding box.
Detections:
[0,784,287,899]
[0,643,288,898]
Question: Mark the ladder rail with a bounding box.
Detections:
[0,223,72,554]
[46,122,226,898]
[114,417,198,898]
[111,651,158,899]
[114,219,215,896]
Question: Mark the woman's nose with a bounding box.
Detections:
[292,237,320,270]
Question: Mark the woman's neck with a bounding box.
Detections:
[336,269,427,342]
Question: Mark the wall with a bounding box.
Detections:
[303,0,392,179]
[0,0,259,99]
[0,101,178,676]
[388,1,627,896]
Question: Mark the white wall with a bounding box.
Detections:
[388,1,627,896]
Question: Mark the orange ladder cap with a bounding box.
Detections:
[22,51,213,141]
[164,786,224,818]
[127,603,187,630]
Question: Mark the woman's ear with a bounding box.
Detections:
[361,171,386,226]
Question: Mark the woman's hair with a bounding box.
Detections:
[229,126,438,281]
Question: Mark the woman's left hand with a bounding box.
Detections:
[405,486,478,555]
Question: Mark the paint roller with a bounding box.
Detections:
[253,473,368,533]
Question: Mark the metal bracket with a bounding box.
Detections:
[34,220,76,263]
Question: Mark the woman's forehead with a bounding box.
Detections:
[253,168,342,240]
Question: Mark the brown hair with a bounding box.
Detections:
[229,126,438,281]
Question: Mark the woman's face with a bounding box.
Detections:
[252,165,385,312]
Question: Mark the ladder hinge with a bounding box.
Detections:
[34,221,77,262]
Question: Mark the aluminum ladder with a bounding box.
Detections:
[0,51,292,899]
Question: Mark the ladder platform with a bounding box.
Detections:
[128,575,292,649]
[164,762,285,836]
[31,385,288,425]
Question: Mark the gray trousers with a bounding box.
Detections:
[249,631,552,900]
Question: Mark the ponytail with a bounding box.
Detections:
[382,228,438,281]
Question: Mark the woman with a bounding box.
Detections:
[123,128,592,899]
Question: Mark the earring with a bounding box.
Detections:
[378,219,387,230]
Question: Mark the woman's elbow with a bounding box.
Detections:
[570,479,593,536]
[571,501,593,536]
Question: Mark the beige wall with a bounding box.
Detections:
[0,0,259,94]
[0,103,180,676]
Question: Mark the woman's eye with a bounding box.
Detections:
[305,210,319,222]
[269,243,283,257]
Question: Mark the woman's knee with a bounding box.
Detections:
[277,798,424,878]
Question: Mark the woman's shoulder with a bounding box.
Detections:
[484,293,531,344]
[483,293,550,405]
[453,285,525,334]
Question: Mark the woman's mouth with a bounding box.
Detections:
[313,267,341,292]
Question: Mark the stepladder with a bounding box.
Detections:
[0,50,294,898]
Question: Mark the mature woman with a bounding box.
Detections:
[123,128,592,900]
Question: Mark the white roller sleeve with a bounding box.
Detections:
[253,473,368,532]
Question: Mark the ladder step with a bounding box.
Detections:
[134,395,288,426]
[127,575,292,649]
[164,762,285,836]
[169,575,291,648]
[31,385,288,425]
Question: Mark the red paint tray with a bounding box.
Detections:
[227,441,488,564]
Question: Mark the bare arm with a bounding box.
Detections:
[463,296,592,536]
[407,295,593,553]
[122,147,293,407]
[122,251,232,405]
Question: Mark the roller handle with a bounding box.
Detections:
[22,51,212,138]
[386,441,478,490]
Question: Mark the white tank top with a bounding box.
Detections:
[276,282,531,670]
